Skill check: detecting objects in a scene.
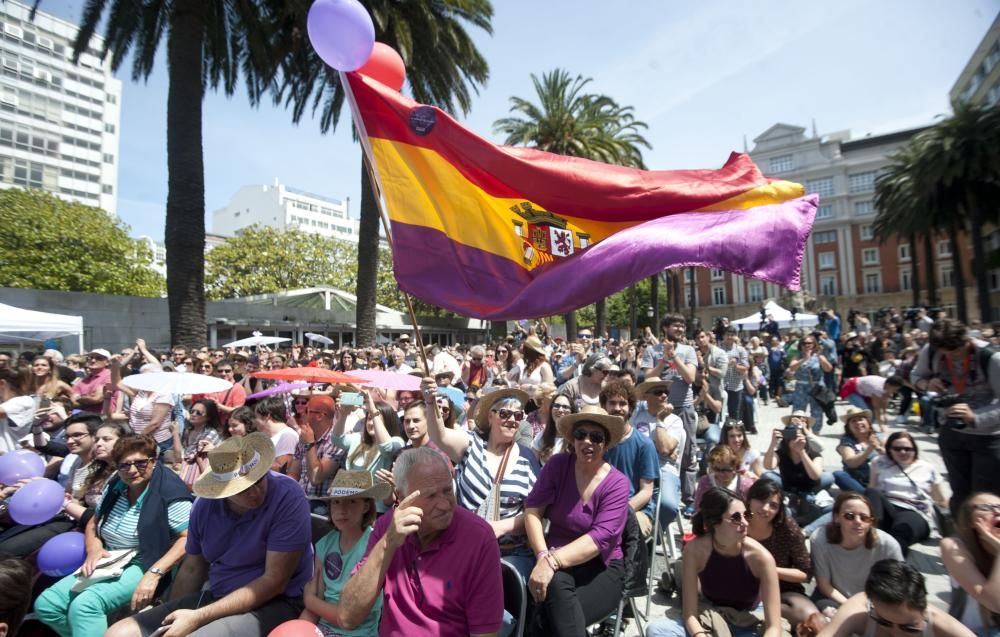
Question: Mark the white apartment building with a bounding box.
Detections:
[950,11,1000,107]
[212,180,358,243]
[139,233,229,278]
[0,1,121,215]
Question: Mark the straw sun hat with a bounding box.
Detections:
[193,432,274,499]
[311,470,392,502]
[556,405,626,448]
[840,405,873,425]
[474,387,530,432]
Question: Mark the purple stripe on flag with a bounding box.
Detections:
[392,195,817,320]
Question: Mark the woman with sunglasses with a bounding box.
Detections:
[533,393,575,465]
[721,419,764,480]
[35,434,192,637]
[866,432,947,555]
[424,384,540,579]
[811,493,903,614]
[290,394,311,427]
[785,336,833,433]
[647,487,782,637]
[941,493,1000,637]
[524,406,630,636]
[527,382,557,438]
[745,479,820,630]
[694,445,754,511]
[190,360,246,428]
[173,399,223,489]
[818,559,971,637]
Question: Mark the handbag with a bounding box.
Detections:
[809,383,836,407]
[891,459,954,537]
[70,548,138,592]
[476,443,514,522]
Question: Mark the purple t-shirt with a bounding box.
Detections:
[186,471,314,598]
[355,506,503,637]
[524,452,629,563]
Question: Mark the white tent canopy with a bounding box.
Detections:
[0,302,84,352]
[731,300,818,331]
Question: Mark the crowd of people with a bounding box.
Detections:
[0,305,997,637]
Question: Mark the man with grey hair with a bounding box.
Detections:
[340,447,503,636]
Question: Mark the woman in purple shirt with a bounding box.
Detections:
[524,405,630,637]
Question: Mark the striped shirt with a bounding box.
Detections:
[456,432,537,546]
[96,481,191,550]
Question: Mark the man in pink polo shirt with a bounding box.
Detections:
[340,447,503,637]
[71,349,112,414]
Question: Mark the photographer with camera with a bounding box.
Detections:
[910,318,1000,513]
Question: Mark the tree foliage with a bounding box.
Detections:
[0,188,163,296]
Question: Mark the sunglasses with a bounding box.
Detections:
[649,389,669,396]
[572,429,607,444]
[867,603,925,634]
[973,503,1000,514]
[117,458,155,473]
[890,446,916,453]
[842,511,874,523]
[217,369,233,374]
[189,410,206,416]
[492,409,524,421]
[726,511,753,524]
[711,465,736,474]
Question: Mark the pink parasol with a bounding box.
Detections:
[247,382,310,400]
[349,369,422,391]
[252,368,364,384]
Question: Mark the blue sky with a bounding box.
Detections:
[42,0,1000,241]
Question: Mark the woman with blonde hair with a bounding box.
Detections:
[527,382,557,437]
[29,355,72,400]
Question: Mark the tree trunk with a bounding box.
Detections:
[650,274,660,329]
[355,158,380,347]
[564,311,577,340]
[595,299,607,339]
[164,0,207,348]
[948,223,967,323]
[909,233,920,308]
[628,285,637,339]
[923,234,937,307]
[969,209,991,322]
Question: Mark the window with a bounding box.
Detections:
[854,200,875,216]
[769,155,793,173]
[712,285,726,305]
[684,269,694,282]
[101,184,112,194]
[686,286,696,307]
[848,171,877,193]
[102,153,114,164]
[816,205,833,220]
[805,177,834,198]
[103,123,115,134]
[937,239,952,257]
[940,266,955,288]
[990,269,1000,292]
[860,225,874,241]
[898,244,911,262]
[864,272,881,294]
[820,275,837,296]
[862,248,879,265]
[748,282,763,303]
[814,230,836,244]
[711,269,724,281]
[901,269,913,291]
[818,252,835,270]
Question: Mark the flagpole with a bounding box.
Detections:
[341,71,431,374]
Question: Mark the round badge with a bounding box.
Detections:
[409,106,436,136]
[325,552,344,580]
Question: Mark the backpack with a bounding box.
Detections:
[928,343,1000,385]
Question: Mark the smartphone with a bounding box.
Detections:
[39,396,51,409]
[341,392,364,407]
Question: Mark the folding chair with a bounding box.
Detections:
[500,558,528,637]
[590,509,651,637]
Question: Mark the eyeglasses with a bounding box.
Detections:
[867,602,926,634]
[973,503,1000,513]
[711,465,736,474]
[117,458,155,473]
[572,429,607,444]
[498,349,508,353]
[890,446,916,453]
[726,511,753,524]
[492,409,524,421]
[66,431,92,440]
[552,403,572,411]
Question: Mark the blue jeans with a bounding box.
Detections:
[845,393,870,411]
[646,617,759,637]
[659,468,681,528]
[833,470,866,494]
[762,471,834,493]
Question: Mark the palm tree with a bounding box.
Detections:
[72,0,301,346]
[277,1,493,346]
[493,69,651,337]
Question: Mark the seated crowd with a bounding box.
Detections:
[0,310,997,637]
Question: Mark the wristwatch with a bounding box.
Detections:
[303,442,316,451]
[149,566,164,576]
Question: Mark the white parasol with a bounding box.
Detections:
[121,372,232,395]
[223,331,291,348]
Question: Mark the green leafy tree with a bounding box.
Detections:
[277,1,493,346]
[0,189,163,296]
[493,69,651,337]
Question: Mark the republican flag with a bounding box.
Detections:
[344,72,817,320]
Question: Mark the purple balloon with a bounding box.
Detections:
[9,478,64,525]
[37,531,86,576]
[307,0,375,71]
[0,450,46,485]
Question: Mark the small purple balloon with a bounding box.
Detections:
[8,478,64,525]
[0,450,45,484]
[37,531,86,576]
[307,0,375,71]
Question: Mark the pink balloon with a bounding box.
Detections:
[358,42,406,91]
[268,619,323,637]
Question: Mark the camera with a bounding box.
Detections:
[928,392,969,429]
[783,424,804,440]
